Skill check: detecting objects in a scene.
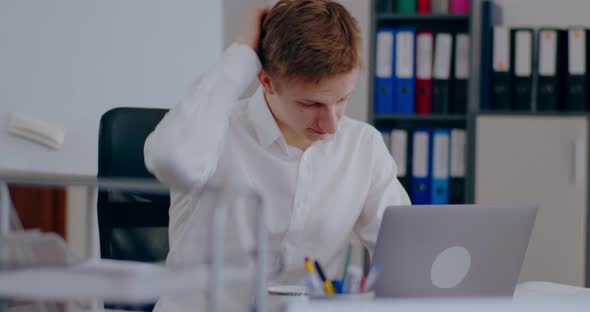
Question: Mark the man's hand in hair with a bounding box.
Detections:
[236,4,273,54]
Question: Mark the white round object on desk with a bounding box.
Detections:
[267,285,308,312]
[267,285,307,296]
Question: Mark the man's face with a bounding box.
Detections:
[262,69,359,148]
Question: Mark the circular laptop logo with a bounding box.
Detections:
[430,246,471,289]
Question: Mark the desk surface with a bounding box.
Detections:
[287,299,590,312]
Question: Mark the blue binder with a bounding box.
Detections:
[374,28,396,114]
[394,27,416,114]
[430,128,450,204]
[480,0,498,111]
[411,128,431,204]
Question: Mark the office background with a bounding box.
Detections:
[3,0,590,288]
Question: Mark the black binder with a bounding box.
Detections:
[391,129,411,192]
[449,178,465,204]
[480,0,501,111]
[449,129,466,205]
[432,33,453,114]
[376,0,393,13]
[432,78,451,114]
[537,28,566,111]
[491,27,511,110]
[452,80,467,114]
[566,28,589,111]
[510,28,534,111]
[452,33,469,114]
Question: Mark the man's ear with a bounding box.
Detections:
[258,69,276,95]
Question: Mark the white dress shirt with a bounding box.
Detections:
[145,43,410,311]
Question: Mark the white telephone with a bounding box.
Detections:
[7,112,65,150]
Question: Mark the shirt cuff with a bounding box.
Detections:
[220,43,262,97]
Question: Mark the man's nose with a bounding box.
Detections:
[317,106,338,134]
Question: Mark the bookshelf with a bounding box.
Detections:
[376,13,470,21]
[368,0,478,205]
[471,0,590,288]
[374,115,467,128]
[467,0,590,287]
[369,0,590,289]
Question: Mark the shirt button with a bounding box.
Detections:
[303,152,312,162]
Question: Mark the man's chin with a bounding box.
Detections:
[306,131,330,141]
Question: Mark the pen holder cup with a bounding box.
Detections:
[308,291,375,301]
[267,286,307,312]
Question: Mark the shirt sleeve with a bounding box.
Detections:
[353,126,412,256]
[144,43,261,192]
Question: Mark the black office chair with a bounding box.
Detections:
[97,107,170,311]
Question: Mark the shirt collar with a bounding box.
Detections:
[247,87,338,154]
[247,87,283,148]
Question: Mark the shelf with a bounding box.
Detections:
[478,111,590,117]
[376,13,470,21]
[374,114,467,128]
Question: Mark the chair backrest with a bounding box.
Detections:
[97,107,170,263]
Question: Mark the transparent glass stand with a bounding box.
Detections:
[0,180,274,312]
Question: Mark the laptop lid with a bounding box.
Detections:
[373,204,537,298]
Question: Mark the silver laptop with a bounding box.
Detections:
[373,204,537,298]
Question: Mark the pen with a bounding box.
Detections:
[360,275,366,293]
[346,266,362,293]
[341,244,353,292]
[314,260,336,295]
[304,257,325,295]
[364,264,381,292]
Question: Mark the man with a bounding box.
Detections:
[145,0,410,309]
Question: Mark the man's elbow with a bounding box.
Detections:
[144,135,210,191]
[144,133,183,186]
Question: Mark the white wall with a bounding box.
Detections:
[0,0,223,256]
[340,0,371,123]
[0,0,228,257]
[0,0,223,178]
[493,0,590,28]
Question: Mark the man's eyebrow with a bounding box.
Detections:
[300,100,326,106]
[340,91,353,101]
[300,91,353,105]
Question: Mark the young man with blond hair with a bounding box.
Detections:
[145,0,410,309]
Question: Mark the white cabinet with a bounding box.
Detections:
[475,115,588,286]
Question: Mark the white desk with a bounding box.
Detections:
[286,282,590,312]
[287,300,590,312]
